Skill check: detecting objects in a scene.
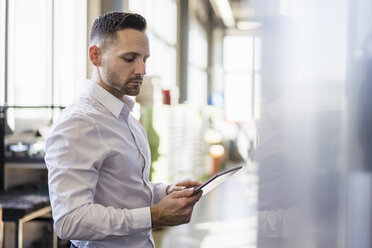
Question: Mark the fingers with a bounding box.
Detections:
[171,187,195,198]
[191,190,203,204]
[175,178,203,188]
[171,188,203,206]
[152,189,202,228]
[166,184,185,195]
[194,190,203,200]
[173,186,186,191]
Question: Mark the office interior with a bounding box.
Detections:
[0,0,371,247]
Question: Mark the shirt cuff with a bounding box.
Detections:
[131,207,152,231]
[157,183,169,199]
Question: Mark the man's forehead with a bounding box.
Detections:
[113,29,149,53]
[115,29,148,43]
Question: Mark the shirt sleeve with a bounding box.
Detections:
[150,182,168,205]
[45,113,152,241]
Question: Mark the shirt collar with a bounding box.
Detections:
[86,80,135,119]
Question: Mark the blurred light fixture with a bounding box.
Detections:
[204,129,223,144]
[209,144,225,158]
[210,0,235,28]
[237,21,262,30]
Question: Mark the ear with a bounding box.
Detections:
[89,45,102,66]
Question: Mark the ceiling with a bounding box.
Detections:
[209,0,263,30]
[229,0,256,22]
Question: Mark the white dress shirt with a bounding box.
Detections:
[45,80,168,248]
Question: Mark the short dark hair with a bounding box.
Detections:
[89,12,147,48]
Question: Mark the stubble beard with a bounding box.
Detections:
[104,71,141,96]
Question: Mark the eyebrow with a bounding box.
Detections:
[120,52,150,58]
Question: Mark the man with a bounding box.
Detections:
[45,12,202,248]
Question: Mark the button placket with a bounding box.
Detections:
[121,108,154,204]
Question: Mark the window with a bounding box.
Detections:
[0,0,6,104]
[53,0,87,106]
[188,22,208,106]
[129,0,177,90]
[4,0,87,128]
[223,35,261,122]
[7,0,52,107]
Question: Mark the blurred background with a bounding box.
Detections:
[0,0,371,247]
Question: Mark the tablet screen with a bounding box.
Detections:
[193,165,243,196]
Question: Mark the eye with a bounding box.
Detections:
[122,56,135,63]
[121,54,149,63]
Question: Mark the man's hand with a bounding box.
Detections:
[166,178,202,195]
[151,187,203,229]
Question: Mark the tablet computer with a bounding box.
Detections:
[193,165,243,196]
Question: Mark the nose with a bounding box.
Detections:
[134,60,146,75]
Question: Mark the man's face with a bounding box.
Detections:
[98,29,150,97]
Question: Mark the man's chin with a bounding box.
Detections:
[124,89,141,96]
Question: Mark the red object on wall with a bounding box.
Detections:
[162,89,171,105]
